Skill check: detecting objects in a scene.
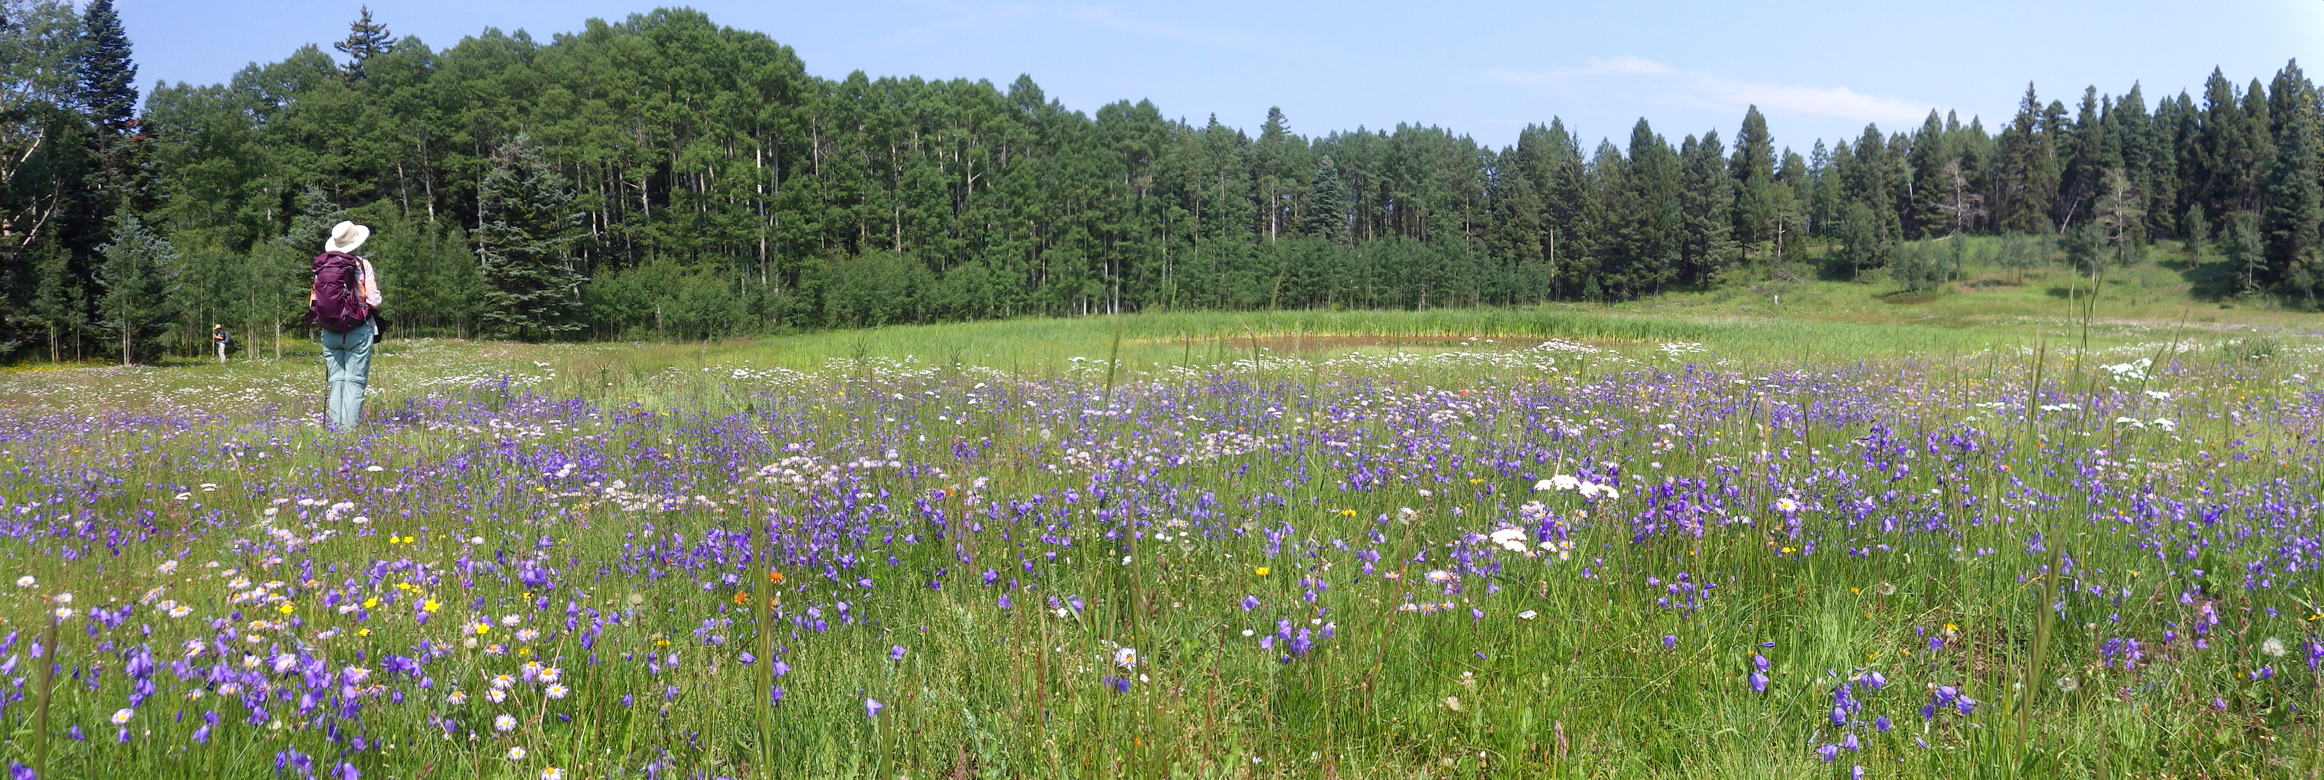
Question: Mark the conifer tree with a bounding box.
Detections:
[1303,156,1350,246]
[1729,106,1776,251]
[1679,131,1736,284]
[334,6,396,81]
[64,0,144,281]
[476,134,585,340]
[74,0,136,135]
[1995,84,2059,233]
[93,213,177,365]
[2260,94,2319,284]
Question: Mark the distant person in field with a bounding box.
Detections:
[311,221,382,430]
[211,324,230,363]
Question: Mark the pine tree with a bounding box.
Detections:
[1729,105,1776,252]
[1303,156,1350,246]
[2056,87,2110,228]
[1994,84,2060,233]
[93,213,178,365]
[1841,124,1901,263]
[2260,92,2319,285]
[1487,160,1544,266]
[1678,131,1736,285]
[477,134,585,340]
[334,5,397,81]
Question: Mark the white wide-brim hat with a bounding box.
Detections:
[326,221,370,254]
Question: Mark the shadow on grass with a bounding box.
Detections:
[2160,251,2245,301]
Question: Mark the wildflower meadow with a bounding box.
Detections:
[1,316,2320,778]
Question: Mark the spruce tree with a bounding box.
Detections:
[1995,84,2059,233]
[1679,131,1736,285]
[476,134,585,340]
[74,0,136,135]
[334,6,397,81]
[1303,156,1350,246]
[2260,92,2319,285]
[67,0,144,277]
[93,213,178,365]
[1729,106,1776,251]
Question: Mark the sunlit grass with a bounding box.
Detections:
[0,306,2319,778]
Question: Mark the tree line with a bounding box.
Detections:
[1,2,2319,362]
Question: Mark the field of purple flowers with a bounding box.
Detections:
[1,331,2320,778]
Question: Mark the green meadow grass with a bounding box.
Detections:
[2,279,2321,779]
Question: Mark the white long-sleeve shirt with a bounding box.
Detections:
[357,257,382,306]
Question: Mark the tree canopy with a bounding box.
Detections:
[0,3,2317,360]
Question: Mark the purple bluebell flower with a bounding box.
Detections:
[866,697,883,719]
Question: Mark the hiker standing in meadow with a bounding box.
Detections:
[211,324,230,363]
[312,221,382,430]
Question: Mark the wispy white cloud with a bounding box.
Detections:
[1684,77,1932,125]
[1489,55,1936,126]
[1485,55,1675,87]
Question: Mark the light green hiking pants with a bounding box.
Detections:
[320,319,375,430]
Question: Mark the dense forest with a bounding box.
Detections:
[1,1,2319,362]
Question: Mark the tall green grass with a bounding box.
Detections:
[0,308,2316,779]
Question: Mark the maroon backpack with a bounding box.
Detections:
[310,252,374,333]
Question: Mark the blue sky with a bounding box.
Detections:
[120,0,2320,153]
